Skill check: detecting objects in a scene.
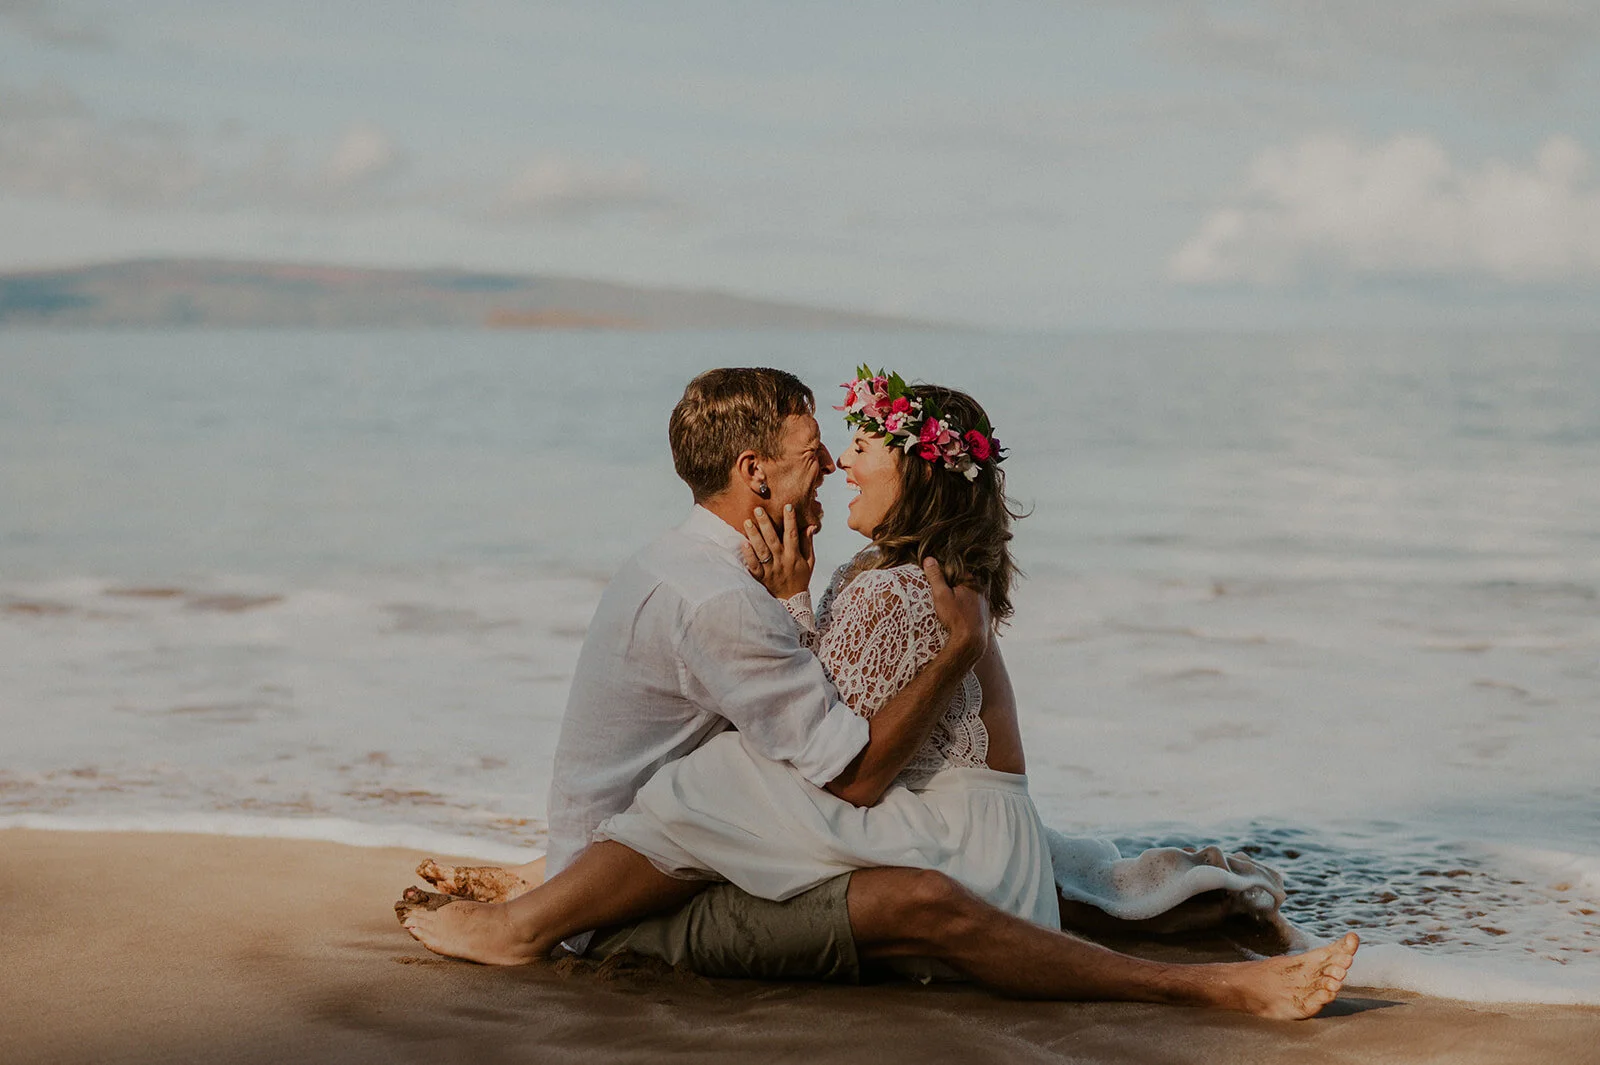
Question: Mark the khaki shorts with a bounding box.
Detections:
[587,873,860,983]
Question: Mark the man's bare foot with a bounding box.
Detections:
[395,886,545,966]
[415,858,540,903]
[1214,933,1360,1019]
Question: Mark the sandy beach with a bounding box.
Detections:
[5,828,1597,1065]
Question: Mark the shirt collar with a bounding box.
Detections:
[681,504,749,558]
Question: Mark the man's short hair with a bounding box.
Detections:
[669,368,815,502]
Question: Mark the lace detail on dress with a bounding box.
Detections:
[811,555,988,789]
[815,549,881,634]
[899,671,988,787]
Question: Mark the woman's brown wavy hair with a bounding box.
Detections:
[865,384,1024,623]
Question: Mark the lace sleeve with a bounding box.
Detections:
[816,566,946,719]
[781,592,819,651]
[780,550,874,654]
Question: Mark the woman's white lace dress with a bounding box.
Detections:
[595,556,1063,932]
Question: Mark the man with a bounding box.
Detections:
[399,368,1356,1019]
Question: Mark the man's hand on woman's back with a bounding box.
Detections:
[923,558,989,665]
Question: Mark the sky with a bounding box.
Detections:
[3,0,1600,329]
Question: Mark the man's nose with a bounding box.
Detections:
[819,446,837,475]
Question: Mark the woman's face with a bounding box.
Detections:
[836,429,903,538]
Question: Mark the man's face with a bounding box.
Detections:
[762,413,835,533]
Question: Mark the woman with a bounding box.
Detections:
[404,371,1303,968]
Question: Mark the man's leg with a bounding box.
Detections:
[846,868,1358,1020]
[398,842,704,965]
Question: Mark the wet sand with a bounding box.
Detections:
[5,828,1597,1065]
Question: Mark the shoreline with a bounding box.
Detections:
[9,812,1596,1006]
[0,811,541,866]
[6,827,1598,1065]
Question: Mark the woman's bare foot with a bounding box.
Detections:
[394,886,545,966]
[415,858,542,903]
[1212,933,1360,1019]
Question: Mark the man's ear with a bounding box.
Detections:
[733,449,763,495]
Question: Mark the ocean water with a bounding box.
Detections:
[2,328,1597,1003]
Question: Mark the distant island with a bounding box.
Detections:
[0,259,928,330]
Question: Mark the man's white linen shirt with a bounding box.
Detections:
[544,505,869,879]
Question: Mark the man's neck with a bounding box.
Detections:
[699,495,758,534]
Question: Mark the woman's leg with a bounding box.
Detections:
[398,841,706,965]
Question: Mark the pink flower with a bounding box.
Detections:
[891,396,911,415]
[919,418,943,443]
[884,411,908,434]
[918,442,942,460]
[964,431,992,461]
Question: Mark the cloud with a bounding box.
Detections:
[0,86,658,229]
[0,80,86,121]
[219,123,411,208]
[1169,133,1600,286]
[0,0,108,47]
[0,88,201,206]
[1121,0,1600,100]
[322,123,406,189]
[492,158,663,219]
[0,91,412,210]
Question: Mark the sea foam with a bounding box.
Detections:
[1347,944,1600,1006]
[0,811,538,866]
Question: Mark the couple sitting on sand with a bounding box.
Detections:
[397,367,1358,1018]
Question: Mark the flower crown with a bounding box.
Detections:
[835,366,1003,482]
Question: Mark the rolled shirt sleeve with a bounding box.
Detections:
[677,586,868,787]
